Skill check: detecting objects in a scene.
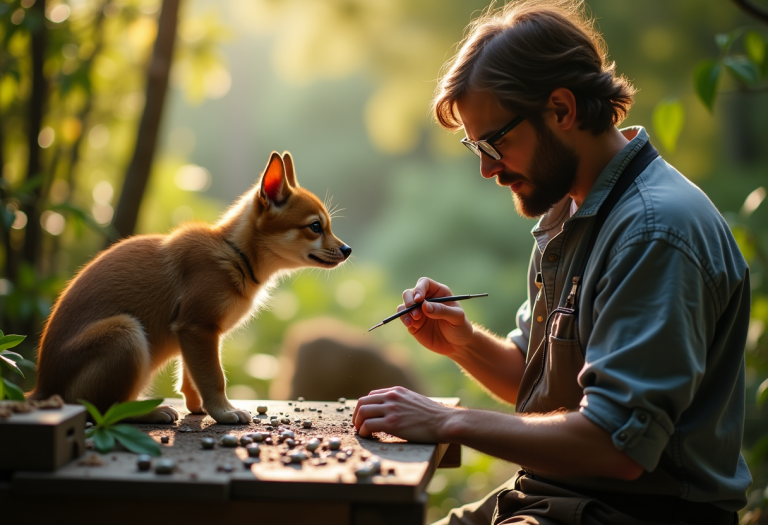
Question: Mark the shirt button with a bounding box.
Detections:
[537,316,544,322]
[548,254,558,263]
[618,432,627,441]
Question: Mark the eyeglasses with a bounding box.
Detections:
[461,115,526,160]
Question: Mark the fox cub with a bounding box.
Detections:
[29,152,351,424]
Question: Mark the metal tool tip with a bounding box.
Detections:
[367,322,383,332]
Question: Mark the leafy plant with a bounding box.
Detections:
[79,399,164,456]
[0,330,31,401]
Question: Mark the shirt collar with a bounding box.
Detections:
[531,126,649,242]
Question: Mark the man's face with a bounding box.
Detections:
[456,90,580,218]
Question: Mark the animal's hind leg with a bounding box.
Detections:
[58,315,178,423]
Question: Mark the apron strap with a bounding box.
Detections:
[564,140,659,308]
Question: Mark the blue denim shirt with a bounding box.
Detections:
[508,127,751,511]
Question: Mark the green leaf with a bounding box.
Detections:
[2,378,25,401]
[694,60,721,111]
[78,399,105,426]
[0,377,4,400]
[110,425,162,456]
[0,354,24,378]
[102,399,163,427]
[0,334,26,351]
[715,30,743,54]
[758,378,768,407]
[744,31,766,69]
[723,56,759,85]
[652,99,685,153]
[92,427,115,453]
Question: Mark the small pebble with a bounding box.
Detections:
[285,438,295,448]
[217,464,233,473]
[338,397,346,404]
[317,410,322,413]
[201,437,216,450]
[281,430,295,440]
[220,434,238,447]
[136,454,152,471]
[250,433,264,443]
[297,397,305,402]
[154,458,175,474]
[242,457,259,470]
[368,456,382,474]
[294,407,300,412]
[336,452,347,462]
[345,406,351,410]
[329,437,341,450]
[288,450,307,463]
[336,407,345,412]
[265,437,273,445]
[313,458,327,466]
[85,422,93,429]
[355,464,375,478]
[257,405,268,414]
[281,457,293,465]
[246,444,261,457]
[281,417,290,424]
[240,436,253,446]
[303,420,312,429]
[309,407,316,412]
[288,402,292,406]
[294,418,301,423]
[161,436,170,444]
[306,439,321,452]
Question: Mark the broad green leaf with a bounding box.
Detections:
[3,379,25,401]
[0,355,24,378]
[78,399,105,426]
[102,399,164,427]
[652,99,685,153]
[694,60,721,111]
[0,378,4,400]
[723,56,759,85]
[758,378,768,407]
[92,427,115,453]
[110,425,162,456]
[744,31,765,69]
[715,30,742,54]
[0,334,26,351]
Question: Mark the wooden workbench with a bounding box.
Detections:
[2,398,460,525]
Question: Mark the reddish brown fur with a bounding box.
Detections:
[29,152,350,424]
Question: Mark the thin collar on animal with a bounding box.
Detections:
[224,238,258,285]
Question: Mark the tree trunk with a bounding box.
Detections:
[21,0,48,268]
[111,0,181,243]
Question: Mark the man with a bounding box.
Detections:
[353,2,752,524]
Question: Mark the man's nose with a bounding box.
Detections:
[340,245,352,259]
[479,154,502,179]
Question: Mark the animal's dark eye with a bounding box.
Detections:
[309,221,322,234]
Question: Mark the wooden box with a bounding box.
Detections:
[0,404,86,471]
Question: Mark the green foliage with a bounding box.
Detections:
[79,398,163,456]
[694,60,722,111]
[0,329,30,400]
[651,99,685,152]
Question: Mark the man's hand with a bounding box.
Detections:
[400,277,475,357]
[353,386,455,442]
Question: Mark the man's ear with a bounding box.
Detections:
[548,87,577,131]
[259,152,291,206]
[282,151,300,189]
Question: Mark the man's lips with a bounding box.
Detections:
[510,181,523,193]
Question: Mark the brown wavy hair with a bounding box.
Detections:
[433,0,635,135]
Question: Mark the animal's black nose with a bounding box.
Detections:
[340,245,352,259]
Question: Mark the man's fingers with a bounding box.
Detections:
[354,404,387,429]
[422,302,465,325]
[357,418,390,438]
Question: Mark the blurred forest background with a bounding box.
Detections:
[1,0,767,522]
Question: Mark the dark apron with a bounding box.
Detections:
[497,142,737,525]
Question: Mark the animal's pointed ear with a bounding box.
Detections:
[259,152,291,206]
[282,151,300,189]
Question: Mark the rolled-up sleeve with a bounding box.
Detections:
[507,299,531,355]
[578,237,716,472]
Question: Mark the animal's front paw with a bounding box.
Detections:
[209,407,252,424]
[186,403,205,415]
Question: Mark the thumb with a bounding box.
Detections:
[423,302,465,326]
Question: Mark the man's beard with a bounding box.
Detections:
[498,124,580,218]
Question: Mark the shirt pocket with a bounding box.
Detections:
[530,310,585,412]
